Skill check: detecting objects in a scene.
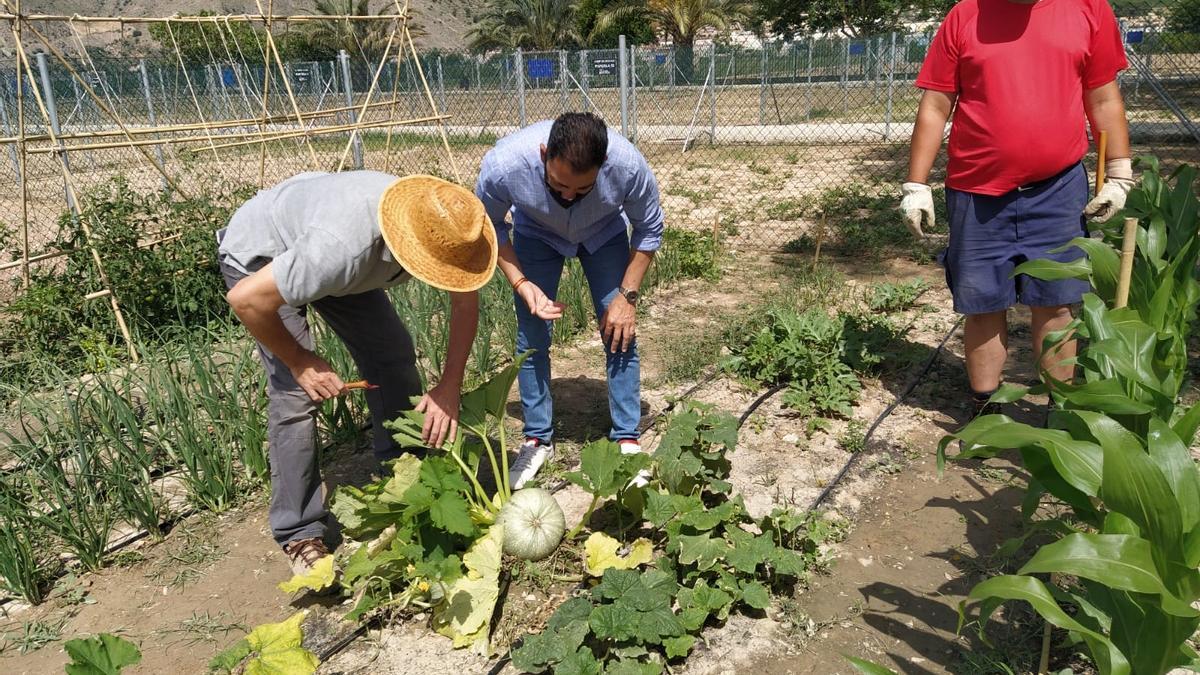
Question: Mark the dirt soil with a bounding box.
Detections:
[1,242,1065,674]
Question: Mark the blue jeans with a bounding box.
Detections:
[513,229,641,442]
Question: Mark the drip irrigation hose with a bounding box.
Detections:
[807,315,964,512]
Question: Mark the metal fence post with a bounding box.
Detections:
[806,38,813,120]
[0,82,21,182]
[759,40,768,125]
[630,42,638,142]
[138,59,168,190]
[618,35,630,139]
[843,38,850,116]
[579,50,589,110]
[668,46,675,95]
[709,45,717,145]
[436,55,446,114]
[338,49,364,170]
[35,51,75,212]
[885,32,896,140]
[559,49,568,114]
[515,48,526,128]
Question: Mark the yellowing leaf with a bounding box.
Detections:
[584,532,655,577]
[242,611,319,675]
[433,525,504,652]
[277,555,336,594]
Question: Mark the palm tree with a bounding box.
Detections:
[304,0,420,62]
[466,0,581,52]
[593,0,751,82]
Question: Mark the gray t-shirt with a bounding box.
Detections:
[218,171,410,307]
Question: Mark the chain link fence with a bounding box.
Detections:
[1,19,1198,301]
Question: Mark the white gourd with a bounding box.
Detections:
[497,488,566,561]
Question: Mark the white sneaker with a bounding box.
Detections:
[619,439,652,488]
[511,437,555,489]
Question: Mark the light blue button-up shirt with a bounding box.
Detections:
[475,121,665,257]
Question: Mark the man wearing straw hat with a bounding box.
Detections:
[900,0,1134,419]
[217,172,496,576]
[476,112,664,489]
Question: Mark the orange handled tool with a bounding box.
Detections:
[344,380,379,391]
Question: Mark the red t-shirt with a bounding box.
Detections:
[916,0,1128,195]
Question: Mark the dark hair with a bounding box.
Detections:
[546,112,608,172]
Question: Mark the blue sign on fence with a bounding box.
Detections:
[527,58,554,79]
[655,54,667,65]
[1126,30,1144,44]
[221,65,237,87]
[848,42,866,56]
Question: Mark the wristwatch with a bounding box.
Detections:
[618,286,639,305]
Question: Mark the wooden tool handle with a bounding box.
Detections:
[1096,130,1108,196]
[345,380,372,390]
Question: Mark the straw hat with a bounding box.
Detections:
[378,175,497,292]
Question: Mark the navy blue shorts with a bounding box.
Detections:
[940,163,1090,314]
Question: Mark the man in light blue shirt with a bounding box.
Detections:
[476,112,664,488]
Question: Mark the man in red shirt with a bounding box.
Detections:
[901,0,1135,416]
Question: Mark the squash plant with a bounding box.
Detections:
[940,159,1200,674]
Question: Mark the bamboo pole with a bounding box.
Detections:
[256,1,274,185]
[11,0,29,289]
[0,13,406,23]
[8,16,138,362]
[335,19,401,172]
[400,0,460,183]
[24,114,451,154]
[25,21,188,199]
[1096,130,1108,196]
[1115,217,1137,309]
[255,0,319,168]
[197,114,451,152]
[165,19,220,158]
[0,230,192,272]
[0,97,427,144]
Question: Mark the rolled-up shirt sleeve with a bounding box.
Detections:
[475,151,514,246]
[271,229,358,307]
[623,155,665,252]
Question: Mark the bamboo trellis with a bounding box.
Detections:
[0,0,462,364]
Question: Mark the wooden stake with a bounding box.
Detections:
[1096,129,1108,196]
[1115,217,1137,309]
[256,1,274,185]
[336,20,401,172]
[400,0,460,183]
[255,0,319,169]
[12,0,29,289]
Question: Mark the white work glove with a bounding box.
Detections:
[900,182,935,238]
[1084,157,1134,222]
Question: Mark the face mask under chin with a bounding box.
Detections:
[544,167,582,209]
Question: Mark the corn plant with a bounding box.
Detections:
[940,159,1200,674]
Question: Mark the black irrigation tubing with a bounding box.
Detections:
[807,314,965,512]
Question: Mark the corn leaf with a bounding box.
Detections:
[1100,428,1184,577]
[844,656,900,675]
[1013,257,1091,281]
[1147,418,1200,533]
[967,575,1131,675]
[1018,533,1198,617]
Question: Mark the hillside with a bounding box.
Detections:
[21,0,480,54]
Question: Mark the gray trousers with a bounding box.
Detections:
[218,253,422,547]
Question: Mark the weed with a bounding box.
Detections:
[0,616,69,654]
[652,325,724,386]
[766,199,806,221]
[148,521,224,589]
[665,186,713,203]
[158,611,246,645]
[838,420,867,453]
[652,228,722,284]
[749,161,772,176]
[865,279,929,313]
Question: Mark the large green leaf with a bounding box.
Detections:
[940,414,1103,496]
[242,612,319,675]
[64,634,142,675]
[844,656,900,675]
[1086,583,1200,675]
[966,575,1131,675]
[1055,378,1154,416]
[1147,418,1200,533]
[1013,257,1091,281]
[1100,428,1184,581]
[432,524,503,650]
[1018,533,1197,617]
[1057,236,1120,300]
[1172,401,1200,448]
